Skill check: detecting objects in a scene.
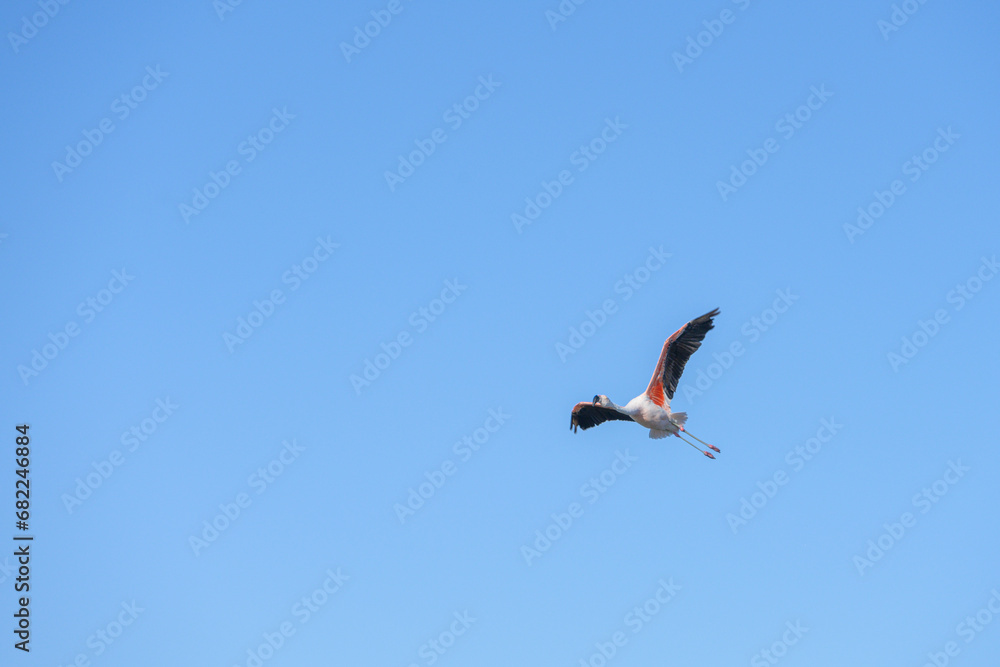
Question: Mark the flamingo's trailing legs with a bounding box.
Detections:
[672,420,720,459]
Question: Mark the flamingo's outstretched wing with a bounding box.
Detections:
[645,308,720,405]
[570,402,635,433]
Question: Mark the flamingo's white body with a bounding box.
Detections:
[570,309,720,457]
[602,395,683,439]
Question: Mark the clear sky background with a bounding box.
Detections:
[2,1,999,665]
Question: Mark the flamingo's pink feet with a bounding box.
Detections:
[703,451,716,459]
[707,444,720,453]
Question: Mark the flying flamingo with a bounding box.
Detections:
[570,308,722,459]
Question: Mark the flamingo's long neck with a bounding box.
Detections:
[607,398,632,415]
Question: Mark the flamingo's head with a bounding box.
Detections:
[593,394,611,408]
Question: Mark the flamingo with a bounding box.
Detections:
[569,308,722,459]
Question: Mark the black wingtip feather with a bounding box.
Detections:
[662,309,720,400]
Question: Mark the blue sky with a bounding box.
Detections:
[3,0,1000,665]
